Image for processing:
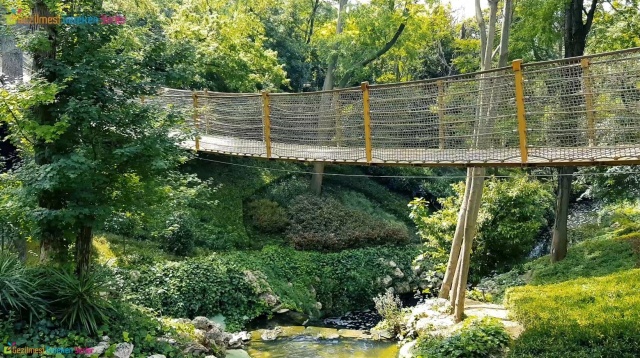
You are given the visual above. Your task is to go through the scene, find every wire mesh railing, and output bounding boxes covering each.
[151,47,640,166]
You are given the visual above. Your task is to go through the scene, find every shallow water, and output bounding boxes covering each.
[247,336,399,358]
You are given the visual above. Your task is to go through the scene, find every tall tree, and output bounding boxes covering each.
[550,0,599,263]
[9,0,187,275]
[439,0,513,322]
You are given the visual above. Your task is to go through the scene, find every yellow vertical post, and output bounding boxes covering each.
[361,82,373,163]
[581,58,596,146]
[193,91,200,151]
[261,91,272,158]
[512,60,529,163]
[437,80,445,150]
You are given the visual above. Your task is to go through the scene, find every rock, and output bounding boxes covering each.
[412,265,422,275]
[276,308,290,314]
[101,336,110,342]
[156,337,177,345]
[113,343,134,358]
[382,275,393,287]
[259,293,279,307]
[226,349,251,358]
[393,267,405,279]
[395,281,411,294]
[193,316,214,330]
[171,318,192,325]
[147,355,166,358]
[183,342,210,355]
[228,332,250,348]
[315,301,322,310]
[86,341,109,356]
[280,310,309,325]
[261,327,283,341]
[398,341,416,358]
[388,260,397,268]
[370,327,394,340]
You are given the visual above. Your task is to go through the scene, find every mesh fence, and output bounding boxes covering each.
[153,47,640,166]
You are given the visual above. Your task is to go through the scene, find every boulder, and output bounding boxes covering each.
[147,355,166,358]
[315,302,322,311]
[382,275,393,287]
[193,316,214,330]
[183,342,210,355]
[260,327,283,341]
[113,343,134,358]
[395,281,411,294]
[259,293,279,307]
[86,341,109,356]
[398,341,416,358]
[393,267,405,279]
[388,261,397,268]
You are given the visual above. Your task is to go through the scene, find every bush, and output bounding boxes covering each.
[415,317,511,358]
[46,269,114,334]
[373,288,404,336]
[0,253,45,319]
[410,177,554,281]
[246,199,289,233]
[287,194,410,251]
[118,255,272,331]
[158,213,196,256]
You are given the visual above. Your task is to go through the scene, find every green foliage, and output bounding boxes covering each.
[287,194,410,252]
[117,255,272,331]
[410,176,554,281]
[415,317,512,358]
[246,199,290,233]
[46,269,114,334]
[158,213,196,257]
[373,288,404,337]
[0,253,44,319]
[506,269,640,357]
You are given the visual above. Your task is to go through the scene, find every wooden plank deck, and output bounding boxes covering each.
[187,135,640,167]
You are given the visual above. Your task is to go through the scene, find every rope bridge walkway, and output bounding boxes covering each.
[151,47,640,167]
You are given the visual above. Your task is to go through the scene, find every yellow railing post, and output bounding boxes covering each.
[512,60,529,163]
[437,80,445,150]
[193,91,200,151]
[581,58,596,146]
[261,91,272,158]
[361,82,373,163]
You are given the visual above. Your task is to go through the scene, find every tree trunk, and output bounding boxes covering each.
[312,0,348,195]
[439,169,473,299]
[0,34,22,171]
[551,0,598,263]
[75,225,93,277]
[551,166,574,262]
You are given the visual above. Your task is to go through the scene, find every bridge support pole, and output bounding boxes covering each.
[512,60,528,163]
[193,91,200,151]
[581,59,596,147]
[437,80,445,150]
[361,82,373,163]
[261,91,272,158]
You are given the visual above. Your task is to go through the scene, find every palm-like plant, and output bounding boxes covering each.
[47,269,114,334]
[0,252,45,319]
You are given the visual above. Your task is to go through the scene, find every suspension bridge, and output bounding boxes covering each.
[150,47,640,167]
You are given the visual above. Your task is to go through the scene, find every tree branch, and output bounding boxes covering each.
[584,0,599,34]
[338,21,407,87]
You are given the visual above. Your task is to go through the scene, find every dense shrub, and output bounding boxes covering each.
[410,177,554,281]
[158,213,196,256]
[246,199,289,233]
[118,255,272,331]
[287,194,410,251]
[414,318,512,358]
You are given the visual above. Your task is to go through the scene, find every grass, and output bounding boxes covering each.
[504,206,640,357]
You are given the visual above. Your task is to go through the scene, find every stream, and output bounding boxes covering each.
[247,335,399,358]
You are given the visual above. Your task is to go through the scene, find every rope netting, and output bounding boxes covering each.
[151,47,640,166]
